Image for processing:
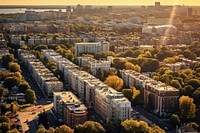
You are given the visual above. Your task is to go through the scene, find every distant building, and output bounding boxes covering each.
[147,17,181,25]
[66,6,72,12]
[53,91,87,127]
[188,8,193,16]
[142,25,177,35]
[11,36,21,45]
[155,2,161,7]
[165,62,190,72]
[107,6,113,12]
[77,4,84,13]
[74,41,110,56]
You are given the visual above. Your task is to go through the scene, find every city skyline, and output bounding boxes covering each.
[1,0,200,6]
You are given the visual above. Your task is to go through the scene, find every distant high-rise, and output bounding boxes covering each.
[66,6,71,12]
[107,6,113,12]
[77,4,84,12]
[155,2,161,7]
[188,8,193,16]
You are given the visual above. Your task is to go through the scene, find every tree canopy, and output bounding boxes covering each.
[25,89,36,104]
[179,96,196,119]
[74,121,105,133]
[2,54,14,68]
[54,125,73,133]
[104,75,124,91]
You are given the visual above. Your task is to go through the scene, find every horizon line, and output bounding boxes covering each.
[0,4,200,6]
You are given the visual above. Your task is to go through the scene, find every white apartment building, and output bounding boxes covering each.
[78,57,111,76]
[18,49,63,97]
[120,70,179,116]
[0,50,9,59]
[74,41,110,56]
[11,36,21,45]
[42,49,132,122]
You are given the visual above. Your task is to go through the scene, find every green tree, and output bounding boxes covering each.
[170,80,182,89]
[0,116,10,123]
[3,76,21,89]
[25,89,36,104]
[54,125,73,133]
[124,62,135,70]
[74,121,105,133]
[157,49,175,61]
[19,81,31,93]
[121,119,151,133]
[11,101,19,113]
[108,68,117,76]
[82,63,91,73]
[47,127,55,133]
[122,89,133,101]
[193,88,200,107]
[7,128,20,133]
[0,122,10,133]
[2,54,14,68]
[96,68,105,81]
[179,96,196,119]
[187,79,200,90]
[94,51,115,60]
[170,114,180,127]
[37,126,47,133]
[0,87,5,99]
[181,49,197,60]
[104,75,123,91]
[34,45,48,51]
[151,124,165,133]
[184,85,195,97]
[8,62,22,73]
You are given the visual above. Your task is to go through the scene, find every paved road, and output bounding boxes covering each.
[134,106,172,131]
[21,65,48,102]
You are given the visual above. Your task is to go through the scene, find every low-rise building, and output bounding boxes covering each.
[53,91,87,127]
[165,62,190,72]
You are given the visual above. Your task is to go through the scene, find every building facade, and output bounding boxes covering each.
[78,57,111,76]
[120,70,179,116]
[42,49,131,122]
[18,49,63,97]
[53,91,87,127]
[74,41,110,56]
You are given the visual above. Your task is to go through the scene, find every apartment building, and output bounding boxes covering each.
[120,70,179,116]
[74,41,110,56]
[53,92,87,127]
[10,36,21,45]
[165,62,190,72]
[78,57,111,76]
[17,49,63,97]
[95,87,131,121]
[0,49,9,59]
[42,49,132,122]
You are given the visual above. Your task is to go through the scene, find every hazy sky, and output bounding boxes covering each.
[0,0,200,5]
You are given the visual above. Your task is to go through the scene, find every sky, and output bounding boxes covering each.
[0,0,200,5]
